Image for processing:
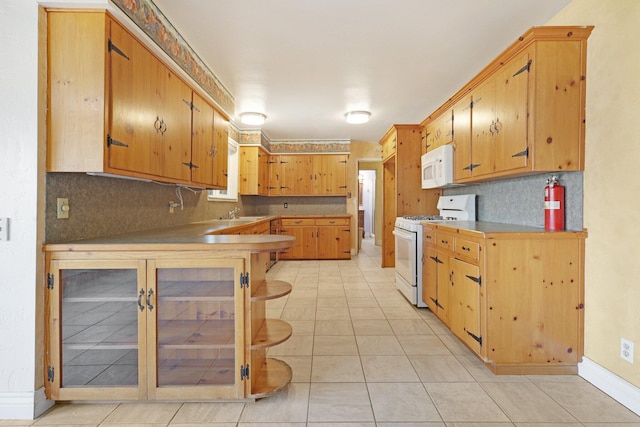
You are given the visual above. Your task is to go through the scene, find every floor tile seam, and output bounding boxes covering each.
[476,379,582,425]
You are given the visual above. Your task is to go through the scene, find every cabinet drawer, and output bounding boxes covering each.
[316,218,349,226]
[423,229,435,245]
[455,238,479,261]
[282,218,315,226]
[437,233,454,251]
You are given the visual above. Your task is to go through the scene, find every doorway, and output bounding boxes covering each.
[358,160,382,248]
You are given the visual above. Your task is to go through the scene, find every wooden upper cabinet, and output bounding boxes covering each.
[430,26,592,184]
[47,10,228,188]
[212,109,229,189]
[494,51,529,173]
[239,146,268,195]
[280,155,313,195]
[190,92,215,186]
[452,96,472,181]
[313,154,348,195]
[469,78,496,178]
[109,16,192,182]
[423,111,453,154]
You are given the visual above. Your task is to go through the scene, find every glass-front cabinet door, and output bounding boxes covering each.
[46,259,147,400]
[146,257,246,400]
[46,256,247,401]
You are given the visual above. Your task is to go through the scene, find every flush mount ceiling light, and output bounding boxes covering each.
[239,112,267,126]
[345,110,371,124]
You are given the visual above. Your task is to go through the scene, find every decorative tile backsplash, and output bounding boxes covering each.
[444,172,583,230]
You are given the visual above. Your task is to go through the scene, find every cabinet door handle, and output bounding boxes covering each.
[441,239,448,245]
[154,116,161,133]
[147,288,154,311]
[137,288,145,312]
[462,246,471,251]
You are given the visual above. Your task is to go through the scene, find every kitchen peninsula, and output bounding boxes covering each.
[43,219,295,402]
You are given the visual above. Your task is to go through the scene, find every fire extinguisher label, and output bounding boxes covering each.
[544,200,561,209]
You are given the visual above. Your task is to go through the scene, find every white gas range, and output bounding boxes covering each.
[393,194,476,307]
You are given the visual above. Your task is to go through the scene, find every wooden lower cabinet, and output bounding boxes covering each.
[279,217,351,260]
[44,250,292,401]
[422,222,586,374]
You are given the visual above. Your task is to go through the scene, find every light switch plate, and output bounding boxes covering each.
[0,218,8,241]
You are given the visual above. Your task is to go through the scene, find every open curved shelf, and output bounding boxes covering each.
[251,319,292,349]
[251,280,292,301]
[249,358,292,399]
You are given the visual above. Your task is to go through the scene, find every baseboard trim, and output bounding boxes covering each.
[0,388,54,420]
[579,357,640,416]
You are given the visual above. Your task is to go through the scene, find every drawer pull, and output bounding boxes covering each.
[441,239,448,244]
[295,220,302,224]
[462,246,471,251]
[425,235,432,240]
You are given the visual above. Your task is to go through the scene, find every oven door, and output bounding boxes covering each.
[392,227,417,305]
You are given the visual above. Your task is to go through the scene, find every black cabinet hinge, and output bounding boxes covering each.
[511,147,529,158]
[240,272,249,288]
[182,99,199,112]
[240,363,250,380]
[182,161,199,169]
[429,255,444,265]
[47,365,54,382]
[339,160,348,163]
[47,273,54,290]
[466,331,483,346]
[513,60,532,77]
[107,135,129,148]
[339,185,347,189]
[463,163,480,171]
[108,39,130,60]
[465,274,482,286]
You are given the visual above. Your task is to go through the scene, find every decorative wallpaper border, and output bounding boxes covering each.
[111,0,235,115]
[270,140,351,154]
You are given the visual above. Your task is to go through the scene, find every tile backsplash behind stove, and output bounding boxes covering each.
[443,172,583,231]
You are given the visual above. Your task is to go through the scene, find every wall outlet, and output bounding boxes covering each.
[621,338,634,363]
[0,218,8,241]
[56,198,69,219]
[284,202,288,208]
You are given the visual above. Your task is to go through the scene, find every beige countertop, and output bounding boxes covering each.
[422,220,587,238]
[43,217,293,252]
[43,214,352,253]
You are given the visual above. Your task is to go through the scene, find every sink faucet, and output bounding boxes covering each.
[228,207,240,219]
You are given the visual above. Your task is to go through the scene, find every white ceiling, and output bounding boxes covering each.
[152,0,572,143]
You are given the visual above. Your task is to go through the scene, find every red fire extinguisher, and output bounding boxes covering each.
[544,175,565,231]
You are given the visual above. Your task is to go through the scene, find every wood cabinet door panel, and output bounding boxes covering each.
[190,92,215,186]
[157,67,192,181]
[108,20,159,176]
[422,245,438,313]
[470,79,495,177]
[314,155,347,195]
[280,155,313,195]
[452,97,472,181]
[435,251,450,324]
[268,155,281,195]
[212,109,229,189]
[494,51,530,173]
[451,258,481,354]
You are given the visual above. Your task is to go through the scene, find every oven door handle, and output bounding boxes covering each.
[392,228,416,241]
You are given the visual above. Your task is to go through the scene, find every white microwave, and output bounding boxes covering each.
[421,144,454,189]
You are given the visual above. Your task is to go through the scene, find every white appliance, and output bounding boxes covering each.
[421,144,454,189]
[393,194,476,307]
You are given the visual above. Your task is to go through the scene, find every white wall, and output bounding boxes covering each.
[0,0,43,419]
[547,0,640,414]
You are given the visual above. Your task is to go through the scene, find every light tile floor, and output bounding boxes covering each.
[7,238,640,426]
